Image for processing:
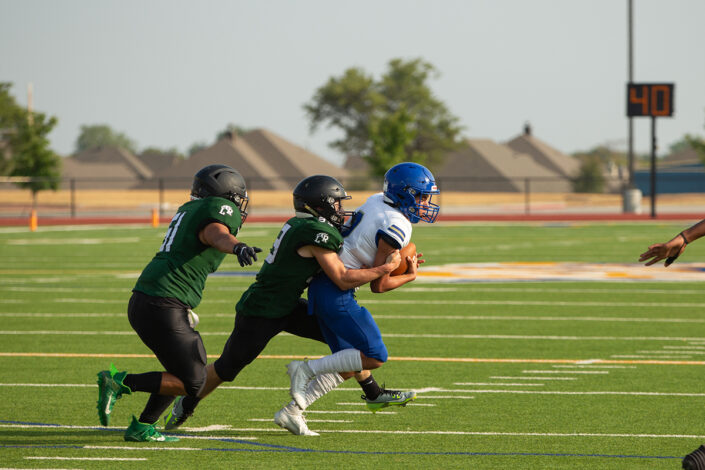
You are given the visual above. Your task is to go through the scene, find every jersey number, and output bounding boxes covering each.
[159,211,186,252]
[264,223,292,264]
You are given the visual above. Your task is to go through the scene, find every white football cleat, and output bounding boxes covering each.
[274,405,319,436]
[286,361,314,410]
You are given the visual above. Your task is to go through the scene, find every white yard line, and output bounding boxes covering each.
[522,370,609,374]
[86,445,203,450]
[365,299,705,308]
[551,365,636,369]
[4,331,705,344]
[26,456,147,461]
[5,421,705,440]
[248,418,353,423]
[455,382,544,386]
[375,314,705,323]
[2,311,704,325]
[491,376,576,380]
[5,296,705,309]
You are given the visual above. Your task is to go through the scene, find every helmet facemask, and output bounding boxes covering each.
[227,191,249,222]
[405,188,440,224]
[303,194,353,230]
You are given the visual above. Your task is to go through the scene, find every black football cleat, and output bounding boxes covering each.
[683,445,705,470]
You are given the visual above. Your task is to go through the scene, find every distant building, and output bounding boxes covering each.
[634,147,705,194]
[505,124,579,179]
[344,125,580,193]
[61,129,347,191]
[62,146,153,189]
[436,138,571,192]
[151,129,347,190]
[138,151,183,174]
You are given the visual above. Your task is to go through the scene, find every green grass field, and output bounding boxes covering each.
[1,221,705,469]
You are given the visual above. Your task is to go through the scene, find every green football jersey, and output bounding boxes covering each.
[237,214,343,318]
[134,196,242,308]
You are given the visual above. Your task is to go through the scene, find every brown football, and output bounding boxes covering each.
[390,242,416,276]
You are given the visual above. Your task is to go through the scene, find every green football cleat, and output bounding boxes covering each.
[363,389,416,413]
[96,363,131,426]
[124,416,179,442]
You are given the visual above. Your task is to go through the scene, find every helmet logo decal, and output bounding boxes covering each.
[219,205,234,216]
[314,232,330,244]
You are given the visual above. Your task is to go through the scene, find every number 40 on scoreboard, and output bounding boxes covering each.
[626,83,674,117]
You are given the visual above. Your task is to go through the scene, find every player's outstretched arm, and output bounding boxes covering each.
[639,218,705,267]
[307,245,400,291]
[199,222,262,266]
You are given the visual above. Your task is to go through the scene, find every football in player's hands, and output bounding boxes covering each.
[391,242,416,276]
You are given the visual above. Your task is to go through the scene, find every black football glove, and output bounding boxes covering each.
[232,243,262,267]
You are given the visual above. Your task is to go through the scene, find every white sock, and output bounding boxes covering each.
[302,372,344,410]
[307,349,362,376]
[283,372,344,413]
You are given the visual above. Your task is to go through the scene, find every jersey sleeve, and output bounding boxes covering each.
[301,220,343,253]
[201,197,242,235]
[376,213,411,249]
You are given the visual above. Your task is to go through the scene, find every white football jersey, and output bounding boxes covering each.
[339,193,412,269]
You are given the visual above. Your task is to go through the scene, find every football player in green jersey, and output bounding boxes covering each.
[163,175,402,435]
[95,164,262,442]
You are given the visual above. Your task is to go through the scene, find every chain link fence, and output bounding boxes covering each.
[1,174,704,221]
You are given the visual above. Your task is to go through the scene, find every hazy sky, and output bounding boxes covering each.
[2,0,704,165]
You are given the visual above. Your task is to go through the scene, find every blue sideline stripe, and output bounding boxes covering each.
[0,444,682,460]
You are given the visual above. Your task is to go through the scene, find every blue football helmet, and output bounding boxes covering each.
[383,162,440,224]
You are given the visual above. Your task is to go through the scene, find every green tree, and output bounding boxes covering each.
[304,58,463,178]
[571,155,605,193]
[9,110,61,207]
[686,134,705,165]
[367,107,422,177]
[683,110,705,165]
[0,82,28,175]
[216,124,250,142]
[141,146,185,159]
[668,136,692,155]
[188,141,207,156]
[0,82,61,205]
[75,124,137,154]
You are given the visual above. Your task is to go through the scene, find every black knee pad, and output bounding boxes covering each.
[183,373,206,397]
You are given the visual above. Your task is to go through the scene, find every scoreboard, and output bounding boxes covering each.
[627,83,674,117]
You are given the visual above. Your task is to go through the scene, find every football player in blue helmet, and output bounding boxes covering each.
[383,162,440,224]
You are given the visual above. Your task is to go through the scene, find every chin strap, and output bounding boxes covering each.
[304,204,324,220]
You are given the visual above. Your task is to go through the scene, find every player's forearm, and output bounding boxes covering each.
[682,219,705,244]
[211,233,240,254]
[371,272,414,293]
[335,265,392,290]
[200,222,240,254]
